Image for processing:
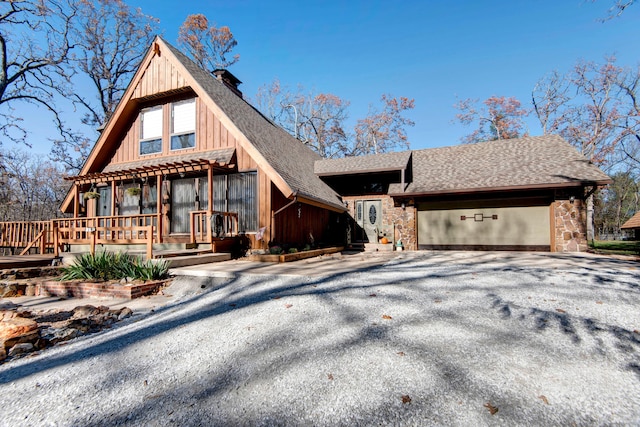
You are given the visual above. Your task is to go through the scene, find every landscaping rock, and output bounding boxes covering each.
[0,317,38,341]
[118,307,133,321]
[0,304,134,362]
[72,305,102,319]
[41,327,79,345]
[8,342,33,357]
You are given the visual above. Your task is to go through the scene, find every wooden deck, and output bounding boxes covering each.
[0,255,59,270]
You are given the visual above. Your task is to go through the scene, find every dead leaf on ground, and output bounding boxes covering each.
[285,304,293,309]
[228,303,236,307]
[434,299,442,303]
[538,395,549,405]
[369,293,377,297]
[327,373,334,380]
[556,308,566,313]
[401,395,411,404]
[484,402,498,415]
[596,301,603,304]
[271,296,281,300]
[382,314,392,320]
[397,351,405,356]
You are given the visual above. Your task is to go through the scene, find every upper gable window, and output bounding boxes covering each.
[140,106,163,155]
[171,98,196,150]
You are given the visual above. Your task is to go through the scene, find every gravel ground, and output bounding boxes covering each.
[1,252,639,426]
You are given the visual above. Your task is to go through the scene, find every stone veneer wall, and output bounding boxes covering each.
[343,195,417,251]
[381,196,417,250]
[554,199,588,252]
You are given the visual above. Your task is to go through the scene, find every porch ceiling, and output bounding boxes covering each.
[67,148,236,184]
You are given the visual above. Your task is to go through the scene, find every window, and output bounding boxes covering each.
[119,183,140,216]
[140,106,163,155]
[171,98,196,150]
[97,187,111,217]
[170,177,208,233]
[141,182,158,214]
[213,172,258,232]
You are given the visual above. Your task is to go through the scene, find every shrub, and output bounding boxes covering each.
[269,245,283,255]
[60,252,169,282]
[288,248,298,254]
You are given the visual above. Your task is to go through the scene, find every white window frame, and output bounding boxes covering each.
[171,98,196,151]
[140,106,163,155]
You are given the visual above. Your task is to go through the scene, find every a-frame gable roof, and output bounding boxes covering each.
[161,39,344,211]
[63,36,344,212]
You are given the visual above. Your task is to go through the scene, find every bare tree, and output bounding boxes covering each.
[353,95,415,155]
[595,0,635,20]
[0,148,68,221]
[532,71,571,135]
[178,14,239,72]
[0,0,76,147]
[48,0,159,173]
[255,79,350,158]
[255,81,414,158]
[454,96,529,144]
[70,0,159,128]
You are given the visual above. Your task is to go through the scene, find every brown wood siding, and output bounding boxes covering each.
[107,90,243,166]
[271,184,330,245]
[133,54,187,99]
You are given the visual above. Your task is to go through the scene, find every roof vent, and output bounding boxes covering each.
[213,69,242,98]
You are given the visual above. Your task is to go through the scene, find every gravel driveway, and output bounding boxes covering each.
[1,251,639,426]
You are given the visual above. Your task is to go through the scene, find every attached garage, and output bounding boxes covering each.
[417,200,551,251]
[316,135,612,253]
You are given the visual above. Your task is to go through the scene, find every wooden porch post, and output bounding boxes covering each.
[156,175,163,243]
[207,165,213,242]
[111,181,117,216]
[52,221,59,257]
[73,184,80,218]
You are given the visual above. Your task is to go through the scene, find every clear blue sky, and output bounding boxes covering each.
[22,0,640,154]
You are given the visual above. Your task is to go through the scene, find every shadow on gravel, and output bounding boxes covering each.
[1,251,639,425]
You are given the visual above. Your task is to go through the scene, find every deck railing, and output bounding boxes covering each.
[190,210,239,244]
[2,211,239,259]
[53,216,156,260]
[0,220,54,255]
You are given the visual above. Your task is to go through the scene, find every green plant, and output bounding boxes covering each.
[288,247,298,254]
[125,187,141,196]
[302,244,311,251]
[269,245,283,255]
[83,191,100,200]
[59,252,169,281]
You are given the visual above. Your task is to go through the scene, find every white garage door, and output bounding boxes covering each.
[418,205,550,249]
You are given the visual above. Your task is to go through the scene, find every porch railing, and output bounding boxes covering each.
[0,220,54,255]
[53,217,155,260]
[190,210,239,244]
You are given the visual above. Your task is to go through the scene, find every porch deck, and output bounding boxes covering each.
[0,255,59,270]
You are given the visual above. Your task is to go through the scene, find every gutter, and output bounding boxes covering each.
[389,180,613,198]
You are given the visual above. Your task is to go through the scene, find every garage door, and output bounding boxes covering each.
[418,205,550,250]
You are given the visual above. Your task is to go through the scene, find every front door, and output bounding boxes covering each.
[356,200,382,243]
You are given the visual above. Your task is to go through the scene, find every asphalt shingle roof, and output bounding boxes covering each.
[314,151,412,175]
[386,135,611,195]
[163,40,344,211]
[622,212,640,230]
